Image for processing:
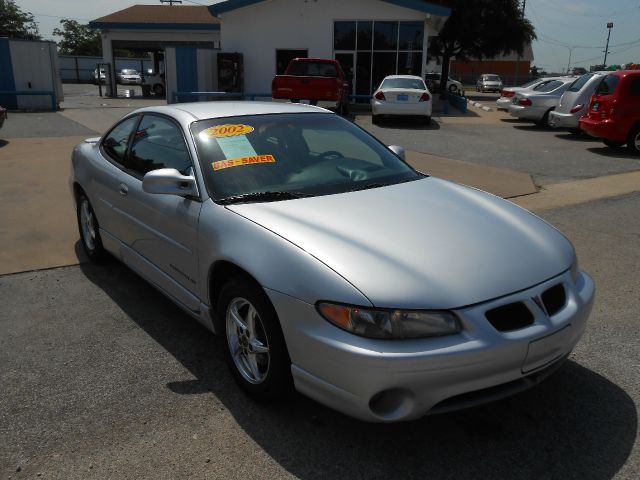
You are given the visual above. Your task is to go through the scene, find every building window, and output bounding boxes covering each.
[334,20,425,96]
[276,49,308,75]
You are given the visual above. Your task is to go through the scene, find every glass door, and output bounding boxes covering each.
[335,52,355,97]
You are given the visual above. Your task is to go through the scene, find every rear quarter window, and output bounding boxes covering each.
[567,74,594,92]
[596,75,620,95]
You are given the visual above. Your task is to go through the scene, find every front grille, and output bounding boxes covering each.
[541,283,566,316]
[485,302,534,332]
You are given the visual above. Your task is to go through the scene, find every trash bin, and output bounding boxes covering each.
[141,84,151,97]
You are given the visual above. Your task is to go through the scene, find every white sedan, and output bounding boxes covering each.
[371,75,432,125]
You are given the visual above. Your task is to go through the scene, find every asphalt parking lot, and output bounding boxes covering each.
[1,85,639,479]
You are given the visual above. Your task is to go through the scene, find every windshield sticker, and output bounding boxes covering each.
[203,124,254,138]
[212,154,276,172]
[216,135,258,159]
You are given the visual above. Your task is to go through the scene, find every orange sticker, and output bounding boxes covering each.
[203,124,254,138]
[212,154,276,171]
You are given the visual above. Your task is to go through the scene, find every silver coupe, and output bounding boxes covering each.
[70,102,595,422]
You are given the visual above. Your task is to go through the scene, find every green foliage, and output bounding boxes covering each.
[429,0,537,91]
[53,19,101,56]
[0,0,40,40]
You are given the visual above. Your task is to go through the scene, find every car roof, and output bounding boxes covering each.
[382,75,424,80]
[134,101,331,120]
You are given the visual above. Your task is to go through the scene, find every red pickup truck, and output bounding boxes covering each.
[272,58,350,115]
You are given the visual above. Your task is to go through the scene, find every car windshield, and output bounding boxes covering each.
[533,80,563,92]
[596,75,620,95]
[485,75,501,82]
[380,78,426,90]
[287,61,338,77]
[568,74,594,92]
[190,113,423,202]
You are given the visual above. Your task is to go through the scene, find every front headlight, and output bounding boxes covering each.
[317,302,461,339]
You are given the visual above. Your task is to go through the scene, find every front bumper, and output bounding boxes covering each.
[267,269,594,422]
[579,117,626,142]
[371,100,432,117]
[549,110,580,129]
[120,78,142,85]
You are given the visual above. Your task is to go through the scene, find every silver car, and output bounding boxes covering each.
[117,68,142,85]
[508,77,575,126]
[476,74,503,93]
[70,102,594,422]
[496,77,553,111]
[549,72,606,133]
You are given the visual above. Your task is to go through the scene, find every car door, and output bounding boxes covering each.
[95,115,142,244]
[115,113,203,311]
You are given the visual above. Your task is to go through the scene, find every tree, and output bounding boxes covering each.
[428,0,536,93]
[53,19,101,56]
[0,0,40,40]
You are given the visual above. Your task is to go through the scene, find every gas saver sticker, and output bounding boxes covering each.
[212,154,276,171]
[203,124,254,138]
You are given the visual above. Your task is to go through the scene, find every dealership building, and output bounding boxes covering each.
[90,0,451,101]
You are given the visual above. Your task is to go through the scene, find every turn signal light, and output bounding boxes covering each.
[570,104,583,114]
[419,92,430,102]
[374,91,386,101]
[519,98,532,106]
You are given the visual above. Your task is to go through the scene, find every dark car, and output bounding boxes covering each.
[579,70,640,155]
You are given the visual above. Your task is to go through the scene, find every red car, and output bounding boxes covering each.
[272,58,350,115]
[579,70,640,155]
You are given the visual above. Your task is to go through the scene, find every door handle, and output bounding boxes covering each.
[118,183,129,196]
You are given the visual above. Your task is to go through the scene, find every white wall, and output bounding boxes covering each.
[219,0,444,93]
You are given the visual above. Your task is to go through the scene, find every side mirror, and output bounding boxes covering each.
[142,168,198,197]
[388,145,406,161]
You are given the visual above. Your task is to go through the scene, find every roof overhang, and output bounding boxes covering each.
[209,0,451,17]
[90,22,220,31]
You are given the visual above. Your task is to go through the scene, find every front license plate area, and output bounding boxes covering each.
[397,94,408,101]
[522,325,573,374]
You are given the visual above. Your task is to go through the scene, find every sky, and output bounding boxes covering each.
[14,0,640,73]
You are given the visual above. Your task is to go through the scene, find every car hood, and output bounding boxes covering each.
[227,178,574,309]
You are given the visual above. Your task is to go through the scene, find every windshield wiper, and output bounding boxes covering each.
[351,182,387,192]
[218,190,312,205]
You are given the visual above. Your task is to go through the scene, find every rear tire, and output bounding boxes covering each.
[217,276,292,402]
[603,139,625,148]
[536,109,553,127]
[627,125,640,155]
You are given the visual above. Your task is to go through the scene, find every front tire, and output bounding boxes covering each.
[76,192,108,261]
[153,83,165,96]
[627,125,640,155]
[448,84,458,94]
[217,277,292,402]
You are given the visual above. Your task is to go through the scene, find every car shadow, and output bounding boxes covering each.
[0,139,8,148]
[79,261,637,480]
[500,118,527,124]
[586,146,639,159]
[513,124,554,131]
[555,132,600,143]
[374,116,441,131]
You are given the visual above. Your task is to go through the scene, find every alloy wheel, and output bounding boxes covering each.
[80,199,96,252]
[226,297,270,384]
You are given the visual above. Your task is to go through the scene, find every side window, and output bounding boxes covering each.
[128,115,192,177]
[102,115,139,166]
[630,77,640,97]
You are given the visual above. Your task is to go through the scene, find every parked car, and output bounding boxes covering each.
[0,105,6,130]
[580,70,640,154]
[117,69,142,85]
[508,77,575,126]
[496,78,551,111]
[371,75,432,125]
[476,74,504,93]
[70,101,594,422]
[548,72,607,134]
[93,68,106,84]
[143,72,166,96]
[272,58,350,115]
[424,73,463,94]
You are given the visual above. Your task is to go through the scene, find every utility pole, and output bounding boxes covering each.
[160,0,182,5]
[603,22,614,67]
[515,0,527,85]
